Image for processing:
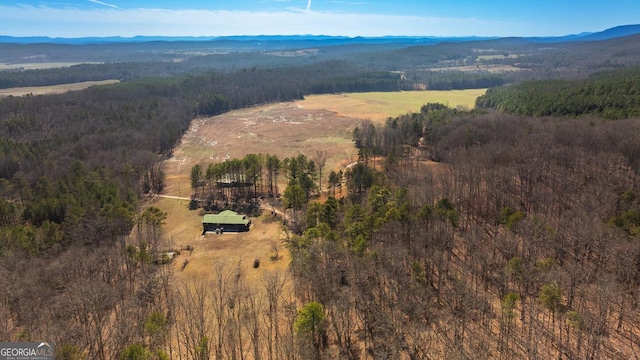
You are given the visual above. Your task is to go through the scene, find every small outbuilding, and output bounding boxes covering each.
[202,210,251,234]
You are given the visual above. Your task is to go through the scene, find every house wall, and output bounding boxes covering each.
[202,221,251,233]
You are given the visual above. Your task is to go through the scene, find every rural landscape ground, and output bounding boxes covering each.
[3,26,640,359]
[0,79,118,97]
[156,89,483,290]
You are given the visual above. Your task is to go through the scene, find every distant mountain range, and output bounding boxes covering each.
[579,24,640,41]
[0,34,494,47]
[529,24,640,43]
[1,25,639,46]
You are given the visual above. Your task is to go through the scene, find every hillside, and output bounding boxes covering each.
[1,24,639,46]
[577,24,640,41]
[0,24,640,359]
[327,106,640,359]
[1,26,639,94]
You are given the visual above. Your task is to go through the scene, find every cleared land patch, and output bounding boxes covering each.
[266,48,320,57]
[158,89,486,283]
[0,79,120,97]
[476,54,521,61]
[162,89,486,202]
[0,62,101,71]
[158,196,288,285]
[153,89,487,356]
[298,89,486,123]
[423,64,522,73]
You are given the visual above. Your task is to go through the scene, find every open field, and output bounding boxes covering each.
[476,54,521,61]
[0,61,102,71]
[162,90,486,200]
[0,79,119,97]
[298,89,487,122]
[156,196,289,284]
[266,48,320,57]
[424,64,523,73]
[160,89,486,231]
[162,103,362,202]
[156,89,486,285]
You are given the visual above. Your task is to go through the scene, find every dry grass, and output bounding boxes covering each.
[155,90,485,286]
[0,80,119,97]
[299,89,487,123]
[0,62,101,71]
[160,195,289,284]
[147,90,486,357]
[162,102,364,198]
[476,54,521,61]
[423,64,523,73]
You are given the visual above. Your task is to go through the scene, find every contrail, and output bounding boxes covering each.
[88,0,119,9]
[307,0,312,11]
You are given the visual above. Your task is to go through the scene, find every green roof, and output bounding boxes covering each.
[202,210,249,225]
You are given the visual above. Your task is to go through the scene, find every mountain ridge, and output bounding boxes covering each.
[0,24,638,46]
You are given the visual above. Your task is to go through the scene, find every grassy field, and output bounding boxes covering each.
[299,89,486,123]
[0,80,119,97]
[157,89,486,282]
[0,62,102,71]
[157,196,289,285]
[476,54,521,61]
[422,64,522,73]
[150,89,485,355]
[160,88,487,219]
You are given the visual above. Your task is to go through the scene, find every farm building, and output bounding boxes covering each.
[202,210,251,234]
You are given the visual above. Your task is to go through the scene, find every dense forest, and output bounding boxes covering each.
[0,59,400,358]
[185,84,640,358]
[323,107,640,359]
[476,67,640,119]
[3,32,640,91]
[1,30,640,359]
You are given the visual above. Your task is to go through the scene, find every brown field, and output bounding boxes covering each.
[0,79,119,97]
[423,64,523,73]
[299,90,486,122]
[0,62,102,71]
[266,48,320,57]
[156,90,485,283]
[476,54,521,61]
[158,195,289,284]
[147,90,484,357]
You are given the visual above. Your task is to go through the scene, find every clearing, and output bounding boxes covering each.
[157,89,486,284]
[0,62,102,71]
[421,64,523,73]
[299,90,486,123]
[0,80,119,97]
[158,195,288,285]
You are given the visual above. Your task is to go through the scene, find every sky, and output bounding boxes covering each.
[0,0,638,38]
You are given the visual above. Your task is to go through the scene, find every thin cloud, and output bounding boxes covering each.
[88,0,119,9]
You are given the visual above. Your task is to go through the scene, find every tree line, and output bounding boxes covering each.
[284,102,640,358]
[0,60,401,358]
[2,34,640,357]
[352,102,477,162]
[5,32,640,91]
[154,101,640,359]
[190,151,344,223]
[476,66,640,119]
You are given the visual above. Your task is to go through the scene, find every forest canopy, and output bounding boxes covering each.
[1,32,640,359]
[476,66,640,119]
